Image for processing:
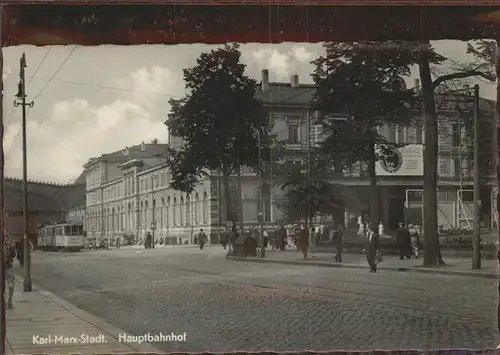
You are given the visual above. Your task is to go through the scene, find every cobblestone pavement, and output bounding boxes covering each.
[17,247,500,352]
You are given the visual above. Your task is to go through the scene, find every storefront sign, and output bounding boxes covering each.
[376,144,423,176]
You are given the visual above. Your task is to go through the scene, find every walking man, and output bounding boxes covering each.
[309,226,317,258]
[366,223,380,273]
[277,225,287,251]
[333,224,343,262]
[299,226,309,260]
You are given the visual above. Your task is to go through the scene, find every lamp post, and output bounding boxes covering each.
[150,219,157,248]
[254,127,265,258]
[13,53,34,292]
[472,84,481,269]
[442,85,481,269]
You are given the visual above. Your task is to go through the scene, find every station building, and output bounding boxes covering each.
[70,70,497,246]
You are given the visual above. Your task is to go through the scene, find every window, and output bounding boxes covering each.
[155,174,159,188]
[140,179,144,191]
[288,125,299,143]
[145,178,149,191]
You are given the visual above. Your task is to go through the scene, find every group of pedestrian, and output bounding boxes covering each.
[395,222,420,259]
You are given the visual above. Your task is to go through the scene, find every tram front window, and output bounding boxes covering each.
[64,226,72,236]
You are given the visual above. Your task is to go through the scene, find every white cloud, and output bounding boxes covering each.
[2,66,12,81]
[5,66,172,183]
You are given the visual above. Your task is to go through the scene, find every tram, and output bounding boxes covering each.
[37,222,85,252]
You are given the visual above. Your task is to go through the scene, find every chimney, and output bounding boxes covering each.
[141,141,146,152]
[123,147,129,156]
[151,138,158,144]
[414,79,420,91]
[291,74,299,88]
[261,69,269,92]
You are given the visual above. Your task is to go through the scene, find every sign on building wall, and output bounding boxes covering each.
[375,144,423,176]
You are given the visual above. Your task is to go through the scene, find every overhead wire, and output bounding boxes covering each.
[5,46,76,158]
[3,46,53,132]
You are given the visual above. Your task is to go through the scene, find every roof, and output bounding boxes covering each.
[4,178,85,213]
[84,142,168,168]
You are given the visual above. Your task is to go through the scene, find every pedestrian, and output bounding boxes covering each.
[309,226,317,258]
[378,221,384,238]
[299,226,309,260]
[198,228,207,250]
[333,224,343,262]
[365,223,380,273]
[5,238,16,309]
[395,222,411,259]
[16,241,23,267]
[409,224,420,258]
[277,224,287,251]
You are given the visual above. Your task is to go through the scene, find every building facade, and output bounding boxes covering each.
[69,70,496,245]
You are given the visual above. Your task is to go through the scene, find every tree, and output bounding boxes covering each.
[417,40,494,266]
[166,43,270,227]
[279,156,343,227]
[311,41,419,227]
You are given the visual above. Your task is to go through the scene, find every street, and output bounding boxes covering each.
[18,247,500,352]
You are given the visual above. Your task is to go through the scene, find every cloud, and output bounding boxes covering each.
[5,66,173,183]
[243,44,320,82]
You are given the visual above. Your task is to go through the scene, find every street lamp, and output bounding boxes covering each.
[150,219,157,248]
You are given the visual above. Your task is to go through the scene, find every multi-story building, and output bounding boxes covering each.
[69,69,496,245]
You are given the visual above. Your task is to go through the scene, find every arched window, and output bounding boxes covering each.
[186,195,191,226]
[180,196,185,225]
[160,197,165,228]
[111,207,115,231]
[203,191,208,224]
[152,199,157,227]
[173,197,177,226]
[127,203,132,230]
[167,197,171,227]
[144,200,149,229]
[194,193,199,224]
[140,201,144,228]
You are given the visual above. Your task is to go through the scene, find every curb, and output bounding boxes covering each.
[227,256,500,279]
[14,276,162,354]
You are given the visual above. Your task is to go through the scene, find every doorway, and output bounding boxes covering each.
[388,197,405,230]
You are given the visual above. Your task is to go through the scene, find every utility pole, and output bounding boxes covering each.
[307,111,311,230]
[255,129,265,258]
[472,84,481,270]
[14,53,34,292]
[0,6,7,352]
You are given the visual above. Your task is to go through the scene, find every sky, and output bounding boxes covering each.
[1,40,496,183]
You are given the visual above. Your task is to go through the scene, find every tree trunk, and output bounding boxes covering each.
[222,170,236,227]
[236,165,245,233]
[419,42,440,267]
[368,143,379,227]
[496,40,500,245]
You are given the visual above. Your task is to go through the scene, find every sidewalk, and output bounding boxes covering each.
[228,250,500,279]
[6,277,161,354]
